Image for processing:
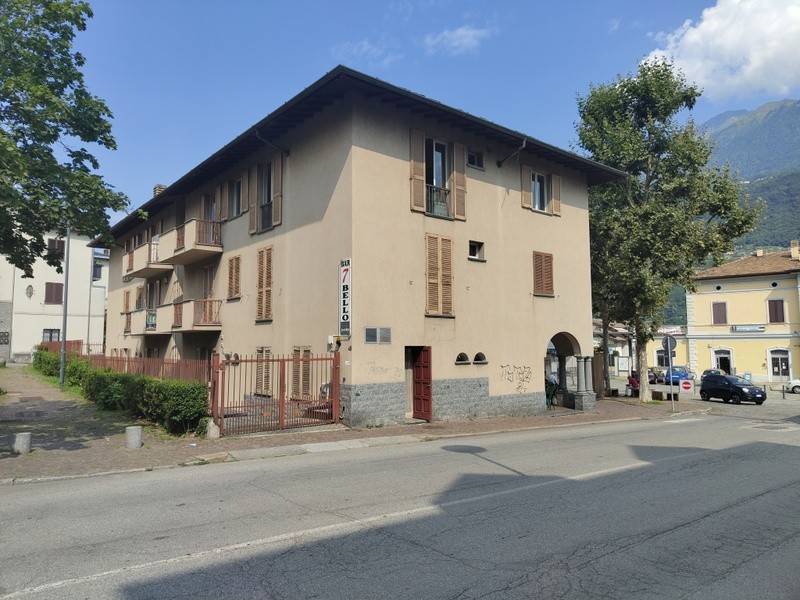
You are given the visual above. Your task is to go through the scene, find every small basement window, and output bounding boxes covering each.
[455,352,470,364]
[365,327,392,344]
[467,149,484,170]
[473,352,487,364]
[468,240,485,261]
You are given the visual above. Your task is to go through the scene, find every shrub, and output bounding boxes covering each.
[140,378,166,423]
[32,350,60,377]
[65,358,92,389]
[83,370,146,412]
[153,380,209,434]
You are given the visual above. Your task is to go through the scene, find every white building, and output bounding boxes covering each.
[0,233,109,362]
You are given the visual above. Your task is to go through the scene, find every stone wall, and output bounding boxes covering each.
[341,382,407,427]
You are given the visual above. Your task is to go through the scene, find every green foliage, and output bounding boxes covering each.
[737,170,800,249]
[578,60,760,391]
[0,0,127,276]
[82,370,145,412]
[662,285,687,326]
[156,380,209,434]
[65,357,91,388]
[32,349,60,377]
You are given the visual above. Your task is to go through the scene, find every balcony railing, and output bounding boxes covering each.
[126,251,133,272]
[173,303,183,328]
[176,224,185,250]
[194,299,222,325]
[197,220,222,246]
[426,185,451,218]
[145,309,157,331]
[124,313,131,333]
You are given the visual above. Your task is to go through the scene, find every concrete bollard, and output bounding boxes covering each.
[13,432,32,455]
[205,419,220,440]
[125,426,143,449]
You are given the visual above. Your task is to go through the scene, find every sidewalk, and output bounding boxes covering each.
[1,365,689,482]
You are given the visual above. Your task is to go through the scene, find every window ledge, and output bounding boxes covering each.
[424,213,455,222]
[455,360,471,365]
[473,360,489,365]
[467,256,487,263]
[226,296,241,302]
[533,292,555,298]
[255,318,273,324]
[425,313,455,319]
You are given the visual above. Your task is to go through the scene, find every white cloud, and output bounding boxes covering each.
[608,18,621,34]
[423,25,495,56]
[331,39,402,69]
[647,0,800,99]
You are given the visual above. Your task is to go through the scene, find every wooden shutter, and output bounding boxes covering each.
[123,289,130,313]
[272,153,283,227]
[550,174,561,216]
[255,346,271,395]
[521,165,532,209]
[425,234,440,314]
[227,256,241,299]
[301,348,311,397]
[248,166,258,233]
[452,142,467,220]
[241,169,250,215]
[135,285,144,310]
[219,183,228,220]
[533,252,554,296]
[256,246,273,320]
[410,129,426,212]
[44,282,63,304]
[768,299,784,323]
[712,302,727,324]
[440,237,453,315]
[291,347,301,397]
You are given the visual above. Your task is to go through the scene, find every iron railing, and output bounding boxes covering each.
[211,352,340,436]
[197,220,222,246]
[426,185,451,217]
[145,309,157,331]
[173,302,183,328]
[88,355,209,383]
[194,299,221,325]
[175,224,185,250]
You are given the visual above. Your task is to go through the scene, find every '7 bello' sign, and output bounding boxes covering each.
[339,258,351,338]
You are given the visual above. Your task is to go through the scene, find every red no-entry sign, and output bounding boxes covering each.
[680,380,692,392]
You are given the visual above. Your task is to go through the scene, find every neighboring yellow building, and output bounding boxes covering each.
[665,243,800,384]
[647,326,689,373]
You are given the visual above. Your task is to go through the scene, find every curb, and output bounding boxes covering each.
[0,415,653,486]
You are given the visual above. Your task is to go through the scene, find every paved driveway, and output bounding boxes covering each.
[696,388,800,422]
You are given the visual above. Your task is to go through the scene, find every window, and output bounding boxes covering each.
[135,285,144,311]
[532,172,548,212]
[291,346,311,399]
[712,302,727,325]
[255,346,271,396]
[134,230,145,247]
[425,234,454,316]
[227,256,241,299]
[473,352,487,364]
[255,246,273,321]
[455,352,470,364]
[258,163,273,231]
[467,149,484,169]
[228,179,242,218]
[532,251,554,296]
[44,282,63,304]
[768,299,785,323]
[425,138,450,217]
[47,238,65,259]
[656,349,676,367]
[468,240,485,261]
[42,329,60,342]
[92,260,103,281]
[365,327,392,344]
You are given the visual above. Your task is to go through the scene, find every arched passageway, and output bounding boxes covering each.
[544,332,595,410]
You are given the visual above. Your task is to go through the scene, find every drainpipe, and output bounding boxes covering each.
[58,227,71,388]
[496,138,527,168]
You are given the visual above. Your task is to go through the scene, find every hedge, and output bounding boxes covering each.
[32,350,209,434]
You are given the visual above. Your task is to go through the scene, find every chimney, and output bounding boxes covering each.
[153,184,167,197]
[754,248,764,257]
[791,240,800,261]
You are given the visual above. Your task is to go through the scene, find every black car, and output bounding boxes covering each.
[700,374,766,404]
[701,368,725,381]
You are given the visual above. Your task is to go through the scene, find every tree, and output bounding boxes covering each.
[0,0,126,276]
[577,60,760,401]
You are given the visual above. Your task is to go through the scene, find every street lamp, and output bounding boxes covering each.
[58,226,71,388]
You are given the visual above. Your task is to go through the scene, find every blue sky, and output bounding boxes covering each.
[75,0,800,220]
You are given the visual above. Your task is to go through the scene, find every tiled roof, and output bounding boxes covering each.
[695,251,800,280]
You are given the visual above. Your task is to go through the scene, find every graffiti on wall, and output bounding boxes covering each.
[499,363,533,393]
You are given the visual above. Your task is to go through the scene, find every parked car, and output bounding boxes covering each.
[700,374,766,404]
[661,366,693,385]
[785,378,800,395]
[647,369,658,384]
[701,368,725,381]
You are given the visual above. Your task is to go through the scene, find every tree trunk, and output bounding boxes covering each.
[602,313,611,396]
[634,323,650,402]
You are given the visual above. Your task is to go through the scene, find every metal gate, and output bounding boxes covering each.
[211,352,340,436]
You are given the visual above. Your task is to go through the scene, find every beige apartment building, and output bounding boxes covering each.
[100,66,623,426]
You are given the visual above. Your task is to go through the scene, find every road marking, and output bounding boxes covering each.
[666,418,705,424]
[0,448,713,599]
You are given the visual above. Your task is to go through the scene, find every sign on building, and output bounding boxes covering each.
[339,258,352,338]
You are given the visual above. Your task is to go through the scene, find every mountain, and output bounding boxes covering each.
[738,170,800,250]
[703,99,800,179]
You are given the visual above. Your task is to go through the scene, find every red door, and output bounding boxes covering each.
[412,346,432,421]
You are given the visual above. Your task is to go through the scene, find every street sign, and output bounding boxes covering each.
[339,258,352,338]
[662,335,677,352]
[679,379,694,397]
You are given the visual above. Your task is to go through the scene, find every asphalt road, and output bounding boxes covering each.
[2,412,800,599]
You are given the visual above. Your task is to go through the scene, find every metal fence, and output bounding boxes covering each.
[87,355,210,382]
[211,352,340,436]
[39,340,104,356]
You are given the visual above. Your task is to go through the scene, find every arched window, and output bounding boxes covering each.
[473,352,487,364]
[455,352,470,364]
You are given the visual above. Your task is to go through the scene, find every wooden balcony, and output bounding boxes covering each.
[158,219,222,266]
[171,299,222,332]
[126,240,173,279]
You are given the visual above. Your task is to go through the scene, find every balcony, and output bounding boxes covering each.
[127,304,173,336]
[171,299,222,332]
[426,185,451,218]
[158,219,222,266]
[125,240,173,279]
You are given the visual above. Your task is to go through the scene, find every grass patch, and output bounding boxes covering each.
[23,365,86,401]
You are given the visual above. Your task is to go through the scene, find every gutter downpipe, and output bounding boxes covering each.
[497,138,527,168]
